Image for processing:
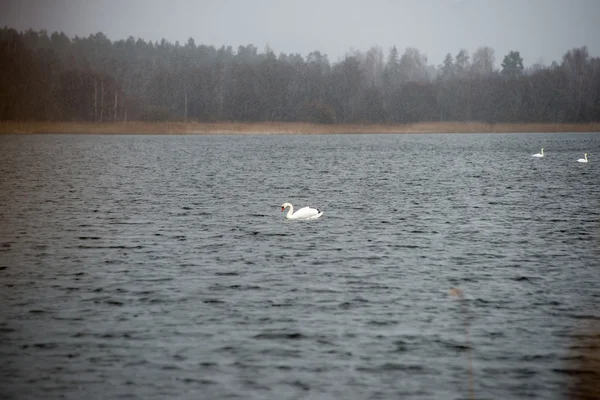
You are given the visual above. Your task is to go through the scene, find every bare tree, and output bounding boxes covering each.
[361,46,385,87]
[471,46,495,76]
[454,49,470,79]
[562,46,591,121]
[398,47,428,82]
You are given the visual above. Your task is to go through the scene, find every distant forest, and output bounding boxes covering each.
[1,28,599,124]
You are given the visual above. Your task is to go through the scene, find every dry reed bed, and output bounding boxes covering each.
[1,121,600,135]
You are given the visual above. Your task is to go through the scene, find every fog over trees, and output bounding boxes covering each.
[1,28,599,124]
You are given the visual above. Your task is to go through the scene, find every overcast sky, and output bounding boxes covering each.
[1,0,598,67]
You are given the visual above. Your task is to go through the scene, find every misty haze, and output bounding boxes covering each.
[0,1,599,400]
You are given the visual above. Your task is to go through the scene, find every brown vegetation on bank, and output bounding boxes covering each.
[1,121,600,135]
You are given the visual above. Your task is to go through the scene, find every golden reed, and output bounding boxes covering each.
[2,121,600,135]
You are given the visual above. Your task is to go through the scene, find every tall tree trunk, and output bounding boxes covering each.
[576,76,583,121]
[114,86,118,121]
[217,65,224,118]
[94,78,98,122]
[184,90,188,122]
[100,77,104,123]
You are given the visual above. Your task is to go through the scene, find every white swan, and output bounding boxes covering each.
[281,203,323,220]
[577,153,588,163]
[532,148,544,157]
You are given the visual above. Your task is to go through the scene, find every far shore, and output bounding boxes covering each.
[1,121,600,135]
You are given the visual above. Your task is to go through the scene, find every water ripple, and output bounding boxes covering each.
[0,133,599,400]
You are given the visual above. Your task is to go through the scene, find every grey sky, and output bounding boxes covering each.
[1,0,598,67]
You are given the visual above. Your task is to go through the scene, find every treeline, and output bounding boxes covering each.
[1,28,599,124]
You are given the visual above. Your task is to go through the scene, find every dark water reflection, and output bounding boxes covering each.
[0,133,599,399]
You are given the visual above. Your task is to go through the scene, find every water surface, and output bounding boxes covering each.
[1,133,599,399]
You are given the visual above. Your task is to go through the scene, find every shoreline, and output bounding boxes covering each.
[1,121,600,135]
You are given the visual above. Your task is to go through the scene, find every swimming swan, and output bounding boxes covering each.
[281,203,323,220]
[532,148,544,157]
[577,153,588,163]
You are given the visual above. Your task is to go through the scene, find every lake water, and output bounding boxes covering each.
[0,133,599,400]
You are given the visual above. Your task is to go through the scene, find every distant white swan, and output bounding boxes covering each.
[532,148,544,157]
[281,203,323,220]
[577,153,588,163]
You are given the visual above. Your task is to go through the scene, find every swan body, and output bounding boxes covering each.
[281,203,323,220]
[577,153,588,163]
[532,148,544,157]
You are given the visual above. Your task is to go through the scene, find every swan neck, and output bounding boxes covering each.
[286,204,294,218]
